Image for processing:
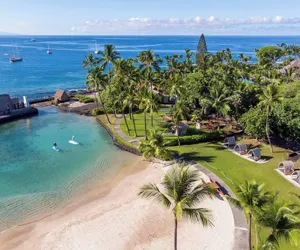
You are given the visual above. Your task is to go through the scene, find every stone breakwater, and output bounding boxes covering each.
[0,108,38,124]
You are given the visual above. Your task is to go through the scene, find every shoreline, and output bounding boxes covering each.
[0,157,236,250]
[0,155,148,249]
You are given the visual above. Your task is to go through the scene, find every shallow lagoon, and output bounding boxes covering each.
[0,107,131,231]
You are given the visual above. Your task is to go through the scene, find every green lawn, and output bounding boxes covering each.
[171,142,299,250]
[120,110,169,138]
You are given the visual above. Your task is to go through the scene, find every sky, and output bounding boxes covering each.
[1,0,300,35]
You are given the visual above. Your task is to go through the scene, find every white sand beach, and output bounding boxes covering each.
[0,157,235,250]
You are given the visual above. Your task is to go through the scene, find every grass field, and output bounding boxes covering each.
[171,142,299,249]
[120,111,169,138]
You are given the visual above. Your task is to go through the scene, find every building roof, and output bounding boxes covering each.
[279,60,299,74]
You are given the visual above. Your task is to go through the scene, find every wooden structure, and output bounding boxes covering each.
[54,90,69,103]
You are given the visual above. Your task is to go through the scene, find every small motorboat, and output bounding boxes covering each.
[3,53,9,56]
[10,57,23,63]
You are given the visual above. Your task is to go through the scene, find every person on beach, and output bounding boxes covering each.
[53,142,57,147]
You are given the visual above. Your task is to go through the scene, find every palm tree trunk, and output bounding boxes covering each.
[266,105,273,153]
[98,92,111,124]
[144,112,148,140]
[174,218,178,250]
[94,92,99,107]
[176,126,180,146]
[123,111,130,136]
[131,107,137,137]
[249,214,252,250]
[151,113,154,127]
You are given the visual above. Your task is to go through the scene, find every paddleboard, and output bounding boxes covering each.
[69,140,79,145]
[53,146,60,152]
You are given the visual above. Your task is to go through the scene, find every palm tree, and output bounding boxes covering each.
[138,165,215,250]
[138,128,171,160]
[85,66,111,124]
[139,86,151,140]
[169,73,187,101]
[138,86,159,139]
[98,44,120,72]
[258,84,281,153]
[257,195,300,249]
[82,53,96,68]
[136,50,162,92]
[171,100,189,146]
[207,83,232,117]
[226,180,270,250]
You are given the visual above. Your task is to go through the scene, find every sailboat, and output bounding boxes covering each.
[47,44,52,55]
[94,41,99,54]
[10,45,23,63]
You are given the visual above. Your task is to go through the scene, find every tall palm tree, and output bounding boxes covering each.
[138,86,159,139]
[82,53,97,69]
[171,100,189,146]
[139,86,151,140]
[226,180,270,250]
[258,84,281,153]
[85,66,111,124]
[138,165,215,250]
[257,195,300,249]
[136,50,162,92]
[98,44,120,72]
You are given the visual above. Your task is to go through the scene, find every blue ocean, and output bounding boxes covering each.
[1,36,300,99]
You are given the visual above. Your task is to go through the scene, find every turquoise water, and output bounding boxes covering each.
[0,107,131,231]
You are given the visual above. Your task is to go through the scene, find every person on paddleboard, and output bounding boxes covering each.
[72,136,75,141]
[53,142,57,147]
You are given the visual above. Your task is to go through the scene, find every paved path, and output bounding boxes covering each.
[114,117,143,146]
[193,163,249,250]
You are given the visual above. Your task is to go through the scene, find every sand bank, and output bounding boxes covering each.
[0,158,235,250]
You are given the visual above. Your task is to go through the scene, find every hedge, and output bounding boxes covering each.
[164,131,222,146]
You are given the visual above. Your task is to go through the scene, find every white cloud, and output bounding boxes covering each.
[70,16,300,35]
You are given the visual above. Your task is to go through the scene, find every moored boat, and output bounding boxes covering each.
[10,57,23,63]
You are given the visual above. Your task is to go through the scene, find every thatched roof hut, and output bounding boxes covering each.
[248,148,261,161]
[223,136,236,147]
[234,144,247,155]
[278,161,294,175]
[54,90,69,103]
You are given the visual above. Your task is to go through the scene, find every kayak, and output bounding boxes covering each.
[69,140,79,145]
[53,146,60,152]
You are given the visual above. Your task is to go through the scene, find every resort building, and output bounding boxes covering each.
[0,94,37,123]
[0,94,24,115]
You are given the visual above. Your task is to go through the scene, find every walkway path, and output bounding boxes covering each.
[114,117,143,146]
[193,163,249,250]
[113,116,249,249]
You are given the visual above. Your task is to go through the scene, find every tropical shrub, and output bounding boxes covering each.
[239,107,267,139]
[138,129,172,160]
[92,107,103,116]
[74,94,95,103]
[164,131,222,146]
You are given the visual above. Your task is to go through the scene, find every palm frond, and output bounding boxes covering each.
[182,207,214,227]
[138,183,172,209]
